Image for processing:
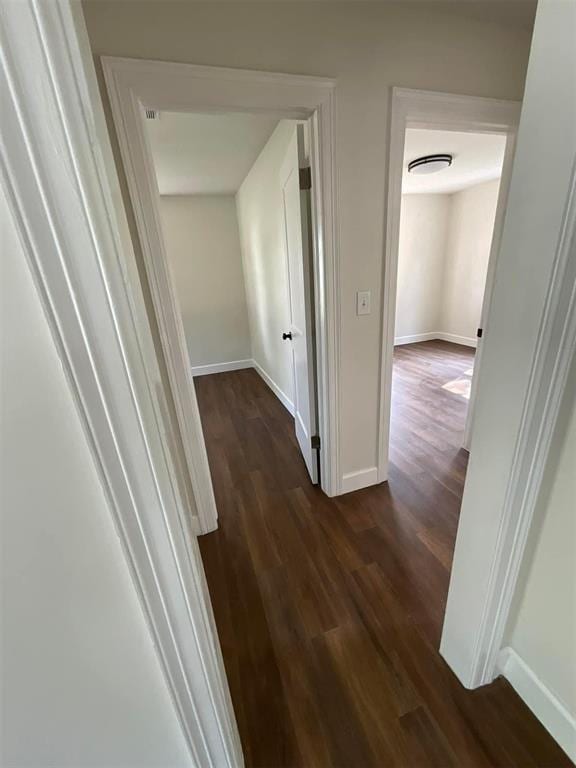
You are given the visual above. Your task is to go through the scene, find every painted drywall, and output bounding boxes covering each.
[158,195,251,368]
[506,358,576,735]
[236,120,297,407]
[147,111,279,195]
[395,194,451,342]
[0,187,191,767]
[441,179,500,341]
[441,0,576,690]
[83,0,533,480]
[395,179,500,345]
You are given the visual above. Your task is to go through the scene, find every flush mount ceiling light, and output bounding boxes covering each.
[408,154,453,175]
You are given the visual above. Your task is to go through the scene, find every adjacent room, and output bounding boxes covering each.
[390,129,506,484]
[144,110,320,484]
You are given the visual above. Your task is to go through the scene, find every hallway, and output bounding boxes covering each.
[196,343,570,767]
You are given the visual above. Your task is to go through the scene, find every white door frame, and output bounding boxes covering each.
[1,1,242,763]
[377,87,521,483]
[102,57,339,514]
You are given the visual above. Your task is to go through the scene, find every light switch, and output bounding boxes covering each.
[356,290,371,316]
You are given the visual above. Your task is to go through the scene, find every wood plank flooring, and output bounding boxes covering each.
[196,341,572,767]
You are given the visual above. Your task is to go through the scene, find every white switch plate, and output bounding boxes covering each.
[356,290,371,316]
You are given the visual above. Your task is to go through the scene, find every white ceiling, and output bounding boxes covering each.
[145,111,279,195]
[402,128,507,195]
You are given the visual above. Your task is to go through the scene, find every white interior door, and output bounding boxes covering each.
[280,124,319,483]
[462,132,517,450]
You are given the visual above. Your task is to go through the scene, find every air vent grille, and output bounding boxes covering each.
[145,109,158,120]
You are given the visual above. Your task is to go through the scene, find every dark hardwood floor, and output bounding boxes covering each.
[196,341,571,767]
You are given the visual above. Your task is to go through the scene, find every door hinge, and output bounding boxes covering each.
[477,328,483,339]
[299,167,312,191]
[311,434,321,450]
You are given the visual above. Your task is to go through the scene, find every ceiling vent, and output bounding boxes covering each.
[144,109,159,120]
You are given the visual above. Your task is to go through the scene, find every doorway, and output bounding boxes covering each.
[102,57,340,532]
[378,89,520,483]
[377,88,521,684]
[143,109,320,488]
[390,127,506,482]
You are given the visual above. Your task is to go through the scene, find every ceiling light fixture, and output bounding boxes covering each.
[408,154,453,175]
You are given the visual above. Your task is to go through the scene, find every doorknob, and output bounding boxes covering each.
[282,332,292,341]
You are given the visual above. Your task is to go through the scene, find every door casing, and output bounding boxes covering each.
[102,57,340,529]
[378,87,521,483]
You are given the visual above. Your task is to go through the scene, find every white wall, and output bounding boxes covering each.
[504,358,576,757]
[158,195,251,369]
[395,194,451,342]
[0,186,191,767]
[83,0,532,481]
[395,179,500,346]
[236,120,297,407]
[441,179,500,341]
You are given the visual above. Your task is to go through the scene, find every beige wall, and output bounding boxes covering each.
[1,187,191,767]
[506,359,576,721]
[396,179,500,345]
[82,0,532,479]
[158,195,251,368]
[442,179,500,341]
[395,194,450,341]
[236,121,296,404]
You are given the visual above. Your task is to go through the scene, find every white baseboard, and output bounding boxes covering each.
[340,466,379,494]
[394,331,477,348]
[436,332,477,348]
[498,647,576,762]
[251,360,294,416]
[394,332,438,345]
[190,359,253,377]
